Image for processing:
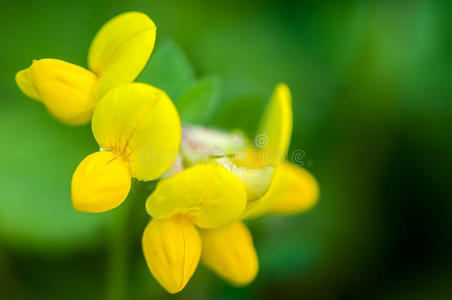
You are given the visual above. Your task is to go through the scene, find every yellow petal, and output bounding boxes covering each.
[88,12,156,98]
[92,83,181,181]
[256,83,293,164]
[245,164,319,218]
[142,215,201,294]
[15,68,41,102]
[269,164,319,215]
[201,222,258,286]
[216,157,275,202]
[243,165,286,218]
[28,59,98,125]
[71,151,131,213]
[146,163,247,229]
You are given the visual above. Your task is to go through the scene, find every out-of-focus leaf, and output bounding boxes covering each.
[177,76,221,125]
[137,38,195,101]
[0,97,113,254]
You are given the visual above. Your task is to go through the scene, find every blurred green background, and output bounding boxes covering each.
[1,0,452,299]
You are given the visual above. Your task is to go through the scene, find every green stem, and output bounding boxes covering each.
[105,180,155,300]
[106,184,135,300]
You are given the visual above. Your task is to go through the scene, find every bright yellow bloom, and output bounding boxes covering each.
[71,83,181,213]
[179,83,317,217]
[234,83,319,218]
[15,12,156,125]
[200,83,319,284]
[142,162,248,293]
[142,83,319,293]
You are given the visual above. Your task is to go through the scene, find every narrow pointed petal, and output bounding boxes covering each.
[201,222,258,286]
[269,164,319,215]
[28,59,98,125]
[146,163,247,229]
[142,216,201,294]
[88,12,156,97]
[15,68,41,102]
[92,83,181,181]
[256,83,293,164]
[71,151,131,213]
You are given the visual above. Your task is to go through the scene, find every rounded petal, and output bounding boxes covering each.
[256,83,293,164]
[269,164,319,215]
[142,216,201,294]
[71,151,131,213]
[88,12,156,97]
[15,68,41,102]
[92,83,181,181]
[245,164,319,218]
[201,222,258,286]
[28,59,98,125]
[146,163,247,229]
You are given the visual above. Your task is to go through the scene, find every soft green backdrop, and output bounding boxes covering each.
[1,0,451,299]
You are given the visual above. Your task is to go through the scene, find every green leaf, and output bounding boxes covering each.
[137,38,195,101]
[177,76,222,125]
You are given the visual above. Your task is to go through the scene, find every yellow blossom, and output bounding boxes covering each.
[241,83,319,218]
[142,162,248,293]
[142,83,319,293]
[71,83,181,213]
[15,12,156,125]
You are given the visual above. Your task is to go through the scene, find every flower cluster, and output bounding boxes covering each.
[16,12,319,294]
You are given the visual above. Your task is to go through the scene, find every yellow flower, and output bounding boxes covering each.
[71,82,181,213]
[141,83,319,292]
[179,83,319,218]
[210,83,318,218]
[142,162,248,293]
[206,83,319,283]
[141,83,318,293]
[240,83,320,218]
[15,12,156,125]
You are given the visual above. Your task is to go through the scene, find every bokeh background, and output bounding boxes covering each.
[1,0,452,299]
